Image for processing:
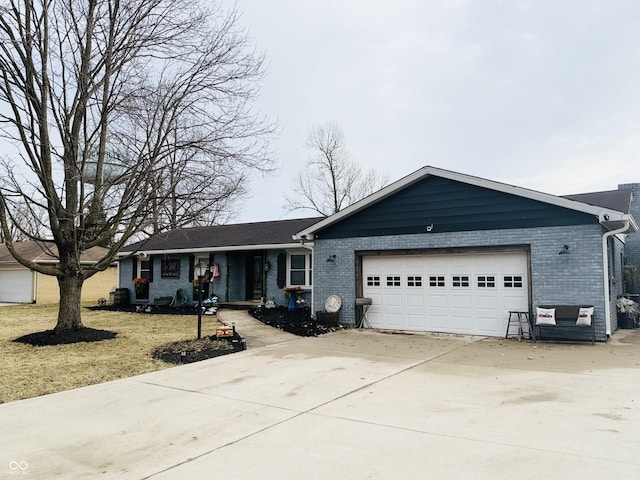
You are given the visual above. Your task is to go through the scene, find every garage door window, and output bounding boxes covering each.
[367,276,381,287]
[477,275,496,288]
[429,276,445,287]
[452,275,470,287]
[386,276,401,287]
[504,275,523,288]
[407,275,422,287]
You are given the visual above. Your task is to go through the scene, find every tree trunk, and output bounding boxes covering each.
[55,273,85,332]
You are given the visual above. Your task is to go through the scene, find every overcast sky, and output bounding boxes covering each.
[229,0,640,223]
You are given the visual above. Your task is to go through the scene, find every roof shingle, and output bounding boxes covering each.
[120,217,324,253]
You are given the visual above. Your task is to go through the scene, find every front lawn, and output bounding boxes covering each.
[0,304,224,404]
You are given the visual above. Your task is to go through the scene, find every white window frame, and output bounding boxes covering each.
[138,258,151,280]
[192,255,209,282]
[287,250,312,288]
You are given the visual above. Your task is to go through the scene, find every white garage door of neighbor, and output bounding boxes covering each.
[0,269,33,303]
[362,252,529,336]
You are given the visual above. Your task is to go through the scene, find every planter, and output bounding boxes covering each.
[135,285,149,300]
[110,288,130,306]
[618,312,638,329]
[316,311,339,326]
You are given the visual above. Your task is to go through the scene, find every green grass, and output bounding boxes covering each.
[0,304,222,404]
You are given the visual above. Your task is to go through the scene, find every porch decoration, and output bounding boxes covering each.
[133,277,149,299]
[284,286,304,311]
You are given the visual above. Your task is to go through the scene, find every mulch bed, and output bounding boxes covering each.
[152,334,246,364]
[14,328,118,346]
[250,306,340,336]
[86,304,201,315]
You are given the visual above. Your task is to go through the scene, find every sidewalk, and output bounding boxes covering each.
[216,308,298,348]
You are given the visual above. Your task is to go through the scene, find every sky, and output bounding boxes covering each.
[228,0,640,223]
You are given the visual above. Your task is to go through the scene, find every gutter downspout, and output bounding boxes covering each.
[298,235,314,316]
[602,219,630,336]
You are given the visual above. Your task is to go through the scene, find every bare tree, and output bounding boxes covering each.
[283,122,389,216]
[0,192,47,242]
[0,0,274,332]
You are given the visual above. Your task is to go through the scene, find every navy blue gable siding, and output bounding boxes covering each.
[317,176,598,239]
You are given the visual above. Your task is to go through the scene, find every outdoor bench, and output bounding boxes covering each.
[536,305,596,344]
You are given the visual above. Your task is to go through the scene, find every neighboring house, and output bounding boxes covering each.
[0,241,117,304]
[117,166,640,342]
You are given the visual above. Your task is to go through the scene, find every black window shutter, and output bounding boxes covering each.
[188,254,195,281]
[132,257,138,279]
[276,252,286,288]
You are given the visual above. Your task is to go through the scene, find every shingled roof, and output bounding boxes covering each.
[562,189,632,214]
[0,241,109,264]
[120,217,324,253]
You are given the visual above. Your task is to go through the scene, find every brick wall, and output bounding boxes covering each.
[313,224,610,340]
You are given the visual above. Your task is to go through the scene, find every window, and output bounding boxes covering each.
[288,252,312,287]
[367,276,381,287]
[477,275,495,288]
[429,276,445,287]
[407,275,422,287]
[192,256,209,282]
[452,275,469,287]
[504,275,523,288]
[138,259,151,280]
[386,275,401,287]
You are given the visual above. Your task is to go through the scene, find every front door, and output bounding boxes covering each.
[245,253,264,300]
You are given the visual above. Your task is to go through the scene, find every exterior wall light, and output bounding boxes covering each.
[327,255,337,263]
[558,245,570,255]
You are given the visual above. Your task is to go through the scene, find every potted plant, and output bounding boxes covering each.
[133,277,149,299]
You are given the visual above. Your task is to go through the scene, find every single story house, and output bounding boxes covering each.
[117,217,322,307]
[117,166,640,342]
[0,241,117,304]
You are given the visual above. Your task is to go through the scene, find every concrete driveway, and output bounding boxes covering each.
[1,313,640,479]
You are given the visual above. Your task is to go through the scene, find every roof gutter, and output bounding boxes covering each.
[601,218,631,337]
[116,243,308,257]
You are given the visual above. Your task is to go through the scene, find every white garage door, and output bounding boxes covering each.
[0,269,33,303]
[362,251,529,336]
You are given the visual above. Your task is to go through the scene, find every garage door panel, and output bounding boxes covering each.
[385,313,403,328]
[477,317,501,334]
[452,315,473,332]
[0,269,33,303]
[476,295,498,311]
[428,294,448,308]
[384,293,403,307]
[503,295,527,311]
[407,313,425,328]
[406,294,424,307]
[429,315,449,330]
[451,295,472,309]
[363,252,528,337]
